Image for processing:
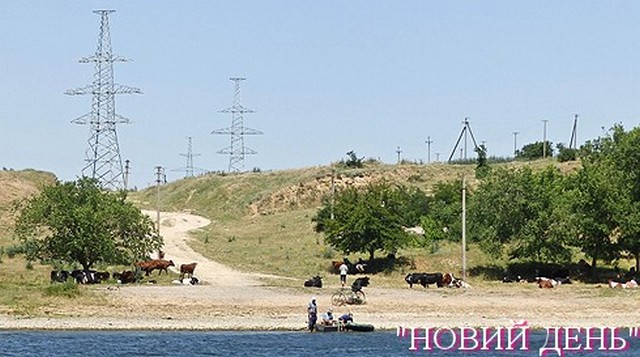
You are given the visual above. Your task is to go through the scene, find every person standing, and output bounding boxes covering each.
[339,262,349,287]
[307,296,318,332]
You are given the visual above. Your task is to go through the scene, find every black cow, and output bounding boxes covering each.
[71,270,97,284]
[351,276,370,292]
[50,270,70,283]
[304,276,323,288]
[113,270,138,284]
[405,272,443,288]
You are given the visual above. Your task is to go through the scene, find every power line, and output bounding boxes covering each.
[66,10,141,190]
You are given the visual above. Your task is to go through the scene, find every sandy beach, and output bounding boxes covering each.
[1,211,638,331]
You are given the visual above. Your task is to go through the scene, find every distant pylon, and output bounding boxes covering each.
[212,78,262,172]
[173,136,202,178]
[66,10,141,190]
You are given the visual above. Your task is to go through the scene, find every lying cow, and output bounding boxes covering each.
[113,270,138,284]
[405,272,443,288]
[180,262,197,279]
[351,276,370,292]
[135,259,175,276]
[50,270,70,283]
[537,277,559,289]
[304,276,323,288]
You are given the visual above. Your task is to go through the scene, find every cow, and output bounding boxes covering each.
[180,262,198,280]
[113,270,138,284]
[304,276,323,288]
[91,271,110,283]
[135,259,175,276]
[351,276,370,292]
[404,272,443,288]
[609,279,638,289]
[71,270,97,284]
[50,270,70,283]
[537,277,558,289]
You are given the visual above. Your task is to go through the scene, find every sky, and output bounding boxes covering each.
[2,1,639,189]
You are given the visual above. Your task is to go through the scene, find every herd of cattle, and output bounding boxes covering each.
[49,259,199,285]
[404,272,471,289]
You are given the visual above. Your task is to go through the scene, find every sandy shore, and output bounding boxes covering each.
[1,211,638,331]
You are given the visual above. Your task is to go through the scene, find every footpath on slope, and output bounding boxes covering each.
[142,210,261,287]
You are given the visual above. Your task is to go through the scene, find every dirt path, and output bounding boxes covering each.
[143,210,260,287]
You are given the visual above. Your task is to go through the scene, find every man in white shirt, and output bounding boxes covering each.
[339,262,349,287]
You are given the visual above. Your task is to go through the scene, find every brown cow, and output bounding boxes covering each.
[180,262,197,279]
[135,259,175,276]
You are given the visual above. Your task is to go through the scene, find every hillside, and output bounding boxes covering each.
[0,169,57,243]
[129,159,581,281]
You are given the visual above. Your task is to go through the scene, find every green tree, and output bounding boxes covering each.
[13,177,161,270]
[469,167,573,262]
[344,150,364,168]
[567,157,619,269]
[420,179,464,251]
[556,143,578,162]
[312,183,409,260]
[585,125,640,272]
[517,141,554,160]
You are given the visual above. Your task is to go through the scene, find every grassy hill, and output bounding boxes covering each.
[129,159,581,287]
[0,169,57,244]
[0,159,582,288]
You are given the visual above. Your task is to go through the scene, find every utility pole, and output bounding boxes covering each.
[123,159,131,190]
[448,117,480,163]
[542,120,549,158]
[461,175,467,281]
[569,114,579,149]
[513,131,519,156]
[396,146,402,164]
[435,152,440,162]
[425,136,433,164]
[66,10,141,190]
[155,166,164,236]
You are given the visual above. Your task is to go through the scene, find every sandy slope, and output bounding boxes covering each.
[1,211,639,331]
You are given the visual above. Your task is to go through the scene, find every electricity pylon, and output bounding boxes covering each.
[212,78,262,173]
[66,10,141,190]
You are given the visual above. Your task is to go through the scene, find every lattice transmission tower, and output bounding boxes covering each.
[173,136,202,178]
[66,10,141,190]
[212,78,262,172]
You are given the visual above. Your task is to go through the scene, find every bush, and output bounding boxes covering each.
[43,280,81,298]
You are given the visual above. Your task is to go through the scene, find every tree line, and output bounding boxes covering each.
[313,124,640,273]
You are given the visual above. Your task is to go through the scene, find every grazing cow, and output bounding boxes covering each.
[351,276,370,292]
[135,259,175,276]
[50,270,70,283]
[404,272,444,288]
[180,262,198,279]
[304,276,323,288]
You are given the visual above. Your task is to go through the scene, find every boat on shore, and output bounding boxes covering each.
[344,322,374,332]
[314,322,374,332]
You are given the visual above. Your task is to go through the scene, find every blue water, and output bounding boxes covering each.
[0,330,639,357]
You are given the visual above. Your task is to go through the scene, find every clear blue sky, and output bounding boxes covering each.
[1,1,639,188]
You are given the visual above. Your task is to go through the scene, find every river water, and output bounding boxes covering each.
[1,330,639,356]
